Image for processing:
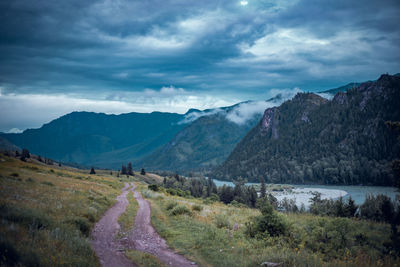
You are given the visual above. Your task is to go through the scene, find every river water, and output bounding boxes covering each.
[213,179,399,208]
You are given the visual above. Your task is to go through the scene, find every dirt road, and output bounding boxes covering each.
[91,182,197,267]
[91,182,134,267]
[128,184,197,267]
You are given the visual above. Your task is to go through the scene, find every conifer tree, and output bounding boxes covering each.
[121,165,127,175]
[127,162,134,176]
[21,148,30,159]
[140,168,146,175]
[260,176,266,198]
[90,167,96,174]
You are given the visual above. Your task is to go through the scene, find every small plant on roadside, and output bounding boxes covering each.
[170,205,192,216]
[148,184,159,191]
[192,204,203,212]
[214,214,231,229]
[166,201,178,211]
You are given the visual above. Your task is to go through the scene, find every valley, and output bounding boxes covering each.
[1,153,399,266]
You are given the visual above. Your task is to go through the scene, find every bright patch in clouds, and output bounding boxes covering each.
[0,87,236,132]
[240,1,248,6]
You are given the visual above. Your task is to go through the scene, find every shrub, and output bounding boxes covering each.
[0,204,52,230]
[192,204,203,212]
[246,198,288,238]
[166,201,178,211]
[67,217,91,237]
[41,181,54,186]
[0,238,20,265]
[229,200,247,208]
[170,205,192,216]
[26,178,35,183]
[214,214,230,229]
[10,173,19,177]
[148,184,159,191]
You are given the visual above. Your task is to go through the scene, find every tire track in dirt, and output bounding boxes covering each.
[91,182,135,267]
[91,182,197,267]
[127,183,197,267]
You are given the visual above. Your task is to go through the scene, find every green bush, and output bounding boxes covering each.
[41,181,54,186]
[246,199,289,238]
[0,238,20,265]
[67,217,91,237]
[229,200,247,208]
[170,205,192,216]
[214,214,230,229]
[148,184,159,191]
[192,204,203,212]
[166,201,178,211]
[0,203,52,230]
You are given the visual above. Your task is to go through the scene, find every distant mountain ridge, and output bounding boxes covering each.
[2,74,396,173]
[138,95,298,172]
[212,74,400,186]
[1,111,186,168]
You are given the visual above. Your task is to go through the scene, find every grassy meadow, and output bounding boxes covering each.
[139,187,399,267]
[0,154,129,266]
[1,153,398,266]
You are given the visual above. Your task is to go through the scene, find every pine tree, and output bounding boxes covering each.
[127,162,134,176]
[344,196,357,217]
[249,186,258,208]
[90,167,96,174]
[260,176,266,198]
[121,165,127,175]
[140,168,146,175]
[21,148,30,158]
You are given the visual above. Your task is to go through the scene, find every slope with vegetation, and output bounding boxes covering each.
[1,151,399,266]
[213,74,400,185]
[0,154,127,266]
[140,111,261,172]
[1,111,186,169]
[141,182,399,266]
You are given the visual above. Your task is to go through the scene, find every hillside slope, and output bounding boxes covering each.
[139,97,291,172]
[213,74,400,185]
[1,111,186,168]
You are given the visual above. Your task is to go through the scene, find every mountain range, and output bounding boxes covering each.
[1,98,286,170]
[2,74,399,187]
[212,74,400,185]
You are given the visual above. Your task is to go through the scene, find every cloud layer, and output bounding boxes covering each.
[1,0,399,131]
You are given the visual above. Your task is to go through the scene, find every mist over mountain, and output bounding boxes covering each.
[1,90,299,171]
[212,74,400,186]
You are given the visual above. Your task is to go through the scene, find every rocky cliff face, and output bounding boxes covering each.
[212,74,400,185]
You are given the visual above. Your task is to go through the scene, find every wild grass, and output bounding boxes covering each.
[118,191,138,234]
[144,188,399,267]
[0,154,127,266]
[125,250,168,267]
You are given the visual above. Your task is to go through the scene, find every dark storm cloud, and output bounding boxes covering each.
[0,0,400,131]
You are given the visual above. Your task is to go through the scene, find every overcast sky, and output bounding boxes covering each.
[1,0,399,132]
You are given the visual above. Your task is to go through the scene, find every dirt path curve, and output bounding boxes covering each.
[91,182,135,267]
[128,183,197,267]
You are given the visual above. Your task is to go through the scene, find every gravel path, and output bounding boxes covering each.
[91,182,197,267]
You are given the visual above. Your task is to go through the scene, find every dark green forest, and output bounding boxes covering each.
[213,74,400,185]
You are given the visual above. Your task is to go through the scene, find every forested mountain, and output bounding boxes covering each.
[1,111,186,168]
[319,82,361,95]
[212,74,400,186]
[139,107,261,172]
[0,136,20,152]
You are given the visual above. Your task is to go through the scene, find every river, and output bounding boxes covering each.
[213,179,399,208]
